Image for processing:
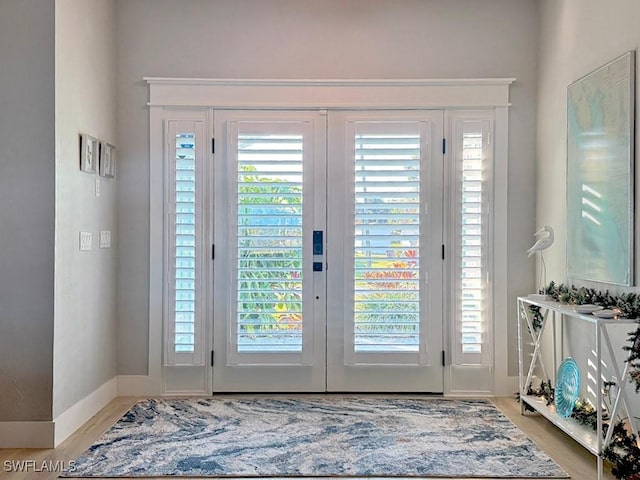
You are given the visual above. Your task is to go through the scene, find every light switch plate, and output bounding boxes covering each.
[79,232,92,251]
[100,230,111,248]
[95,178,101,197]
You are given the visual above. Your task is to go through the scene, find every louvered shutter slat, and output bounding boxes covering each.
[453,117,492,365]
[236,134,304,353]
[172,133,197,354]
[353,133,421,353]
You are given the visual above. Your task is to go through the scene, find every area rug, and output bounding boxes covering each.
[63,396,568,478]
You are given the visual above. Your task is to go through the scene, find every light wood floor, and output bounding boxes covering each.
[0,396,613,480]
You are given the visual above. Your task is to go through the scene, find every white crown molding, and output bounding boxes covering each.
[144,77,516,87]
[144,77,515,109]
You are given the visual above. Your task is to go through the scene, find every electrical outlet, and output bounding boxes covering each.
[95,178,101,197]
[79,232,92,251]
[100,230,111,248]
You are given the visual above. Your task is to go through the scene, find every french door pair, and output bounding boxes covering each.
[210,110,444,392]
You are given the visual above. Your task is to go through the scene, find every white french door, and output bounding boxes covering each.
[212,109,444,392]
[212,111,327,391]
[326,111,444,392]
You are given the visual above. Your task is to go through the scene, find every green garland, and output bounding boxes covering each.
[521,382,597,428]
[536,281,640,392]
[525,305,545,331]
[603,422,640,480]
[541,281,640,317]
[625,328,640,394]
[519,382,640,479]
[522,281,640,479]
[571,399,598,431]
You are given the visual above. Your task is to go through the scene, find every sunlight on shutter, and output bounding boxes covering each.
[236,134,304,352]
[353,134,421,353]
[174,133,197,353]
[457,121,488,359]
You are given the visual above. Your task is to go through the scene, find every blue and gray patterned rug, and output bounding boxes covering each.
[64,396,568,478]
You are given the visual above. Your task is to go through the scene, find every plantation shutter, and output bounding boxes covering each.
[352,131,421,354]
[165,119,207,366]
[342,119,436,366]
[235,132,304,353]
[449,112,493,366]
[227,119,318,366]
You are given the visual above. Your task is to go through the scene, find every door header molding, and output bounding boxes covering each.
[144,77,515,109]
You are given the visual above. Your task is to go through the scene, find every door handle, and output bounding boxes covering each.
[313,230,323,255]
[313,230,323,271]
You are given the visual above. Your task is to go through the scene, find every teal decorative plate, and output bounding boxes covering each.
[555,358,580,418]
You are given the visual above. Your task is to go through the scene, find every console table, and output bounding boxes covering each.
[517,296,639,479]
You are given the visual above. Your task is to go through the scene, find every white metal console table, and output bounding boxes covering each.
[517,296,639,479]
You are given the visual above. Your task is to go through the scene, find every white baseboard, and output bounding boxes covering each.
[117,375,163,396]
[0,378,117,449]
[0,376,156,448]
[53,377,117,447]
[0,421,55,448]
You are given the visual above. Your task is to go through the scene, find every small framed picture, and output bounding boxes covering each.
[79,133,98,174]
[99,142,116,178]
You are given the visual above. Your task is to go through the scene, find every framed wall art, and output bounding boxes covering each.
[566,51,635,286]
[79,133,98,174]
[99,142,116,178]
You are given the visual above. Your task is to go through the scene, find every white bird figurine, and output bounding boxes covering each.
[527,225,554,257]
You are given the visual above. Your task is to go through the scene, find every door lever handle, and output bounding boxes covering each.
[313,230,323,255]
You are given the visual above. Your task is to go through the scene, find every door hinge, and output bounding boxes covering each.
[442,138,446,155]
[211,244,215,260]
[212,138,215,154]
[441,350,446,367]
[210,350,214,366]
[441,244,445,260]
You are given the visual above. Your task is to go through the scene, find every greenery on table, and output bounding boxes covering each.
[541,281,640,319]
[534,281,640,392]
[521,281,640,479]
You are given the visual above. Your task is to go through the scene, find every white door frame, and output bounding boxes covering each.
[146,78,513,396]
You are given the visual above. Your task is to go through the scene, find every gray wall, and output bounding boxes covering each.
[53,0,118,418]
[537,0,640,414]
[0,0,55,421]
[116,0,539,376]
[537,0,640,287]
